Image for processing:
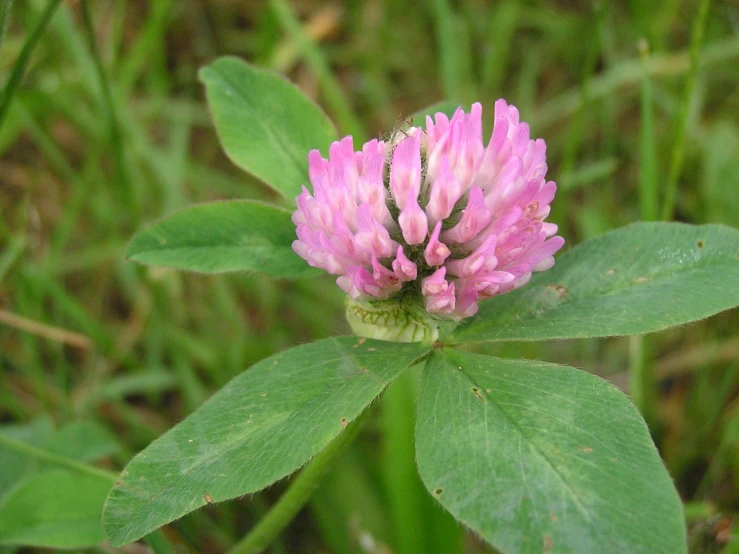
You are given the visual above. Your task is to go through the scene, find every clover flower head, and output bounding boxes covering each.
[292,100,564,339]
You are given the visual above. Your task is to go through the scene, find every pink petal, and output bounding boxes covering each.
[445,235,498,278]
[454,285,479,319]
[425,112,450,155]
[390,133,421,210]
[398,190,428,245]
[426,281,456,315]
[421,267,449,296]
[392,246,417,281]
[329,136,359,195]
[424,221,452,266]
[426,157,462,225]
[354,203,397,258]
[337,266,383,299]
[442,186,491,244]
[371,256,402,295]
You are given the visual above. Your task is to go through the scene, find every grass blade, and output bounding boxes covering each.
[638,39,658,222]
[0,0,14,51]
[80,0,135,216]
[268,0,365,141]
[661,0,712,220]
[430,0,472,103]
[0,0,62,131]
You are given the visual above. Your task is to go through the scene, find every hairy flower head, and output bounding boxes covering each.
[292,101,564,338]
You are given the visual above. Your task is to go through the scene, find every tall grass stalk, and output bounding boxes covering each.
[268,0,365,141]
[630,38,659,430]
[0,0,62,131]
[638,39,658,222]
[430,0,468,103]
[0,0,13,51]
[80,0,135,217]
[661,0,712,220]
[534,34,738,130]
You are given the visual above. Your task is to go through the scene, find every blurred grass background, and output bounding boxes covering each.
[0,0,737,552]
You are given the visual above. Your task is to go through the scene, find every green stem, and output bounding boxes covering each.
[381,369,463,554]
[228,415,366,554]
[0,432,116,482]
[633,39,658,435]
[144,530,178,554]
[382,370,426,554]
[0,0,62,131]
[628,335,655,429]
[268,0,365,141]
[661,0,712,220]
[638,39,658,222]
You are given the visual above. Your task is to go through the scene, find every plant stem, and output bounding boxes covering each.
[661,0,712,220]
[631,38,658,435]
[381,368,463,554]
[382,370,426,554]
[144,530,178,554]
[228,414,366,554]
[629,335,656,429]
[638,39,658,222]
[0,0,62,132]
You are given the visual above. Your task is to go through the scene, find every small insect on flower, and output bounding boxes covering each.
[292,101,564,342]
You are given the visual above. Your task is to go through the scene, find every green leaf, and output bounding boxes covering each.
[452,222,739,343]
[0,470,111,548]
[103,337,429,546]
[416,350,686,554]
[91,369,177,401]
[0,419,54,496]
[199,56,337,199]
[45,421,120,463]
[126,200,318,278]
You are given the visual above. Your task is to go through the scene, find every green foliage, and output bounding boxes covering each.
[126,200,318,278]
[112,214,739,551]
[0,420,119,548]
[452,223,739,343]
[106,214,739,551]
[0,419,54,496]
[416,350,686,554]
[0,470,111,548]
[44,420,120,463]
[103,337,429,546]
[200,57,337,199]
